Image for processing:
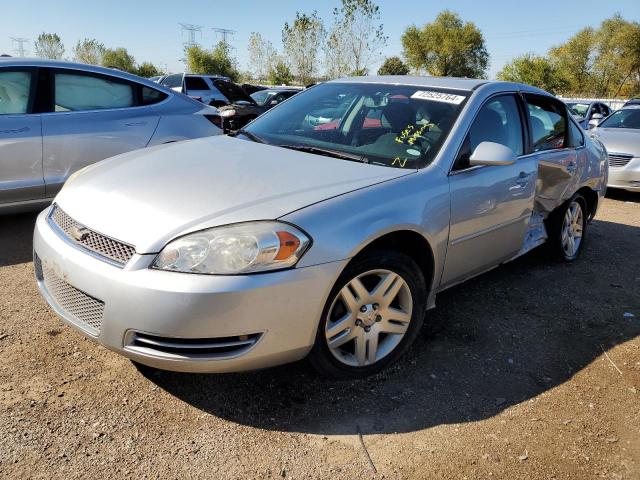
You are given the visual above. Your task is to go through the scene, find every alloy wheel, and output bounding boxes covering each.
[324,269,413,367]
[561,200,584,258]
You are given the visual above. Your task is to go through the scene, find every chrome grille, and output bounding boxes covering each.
[608,153,633,168]
[50,206,136,266]
[41,261,104,335]
[125,332,262,359]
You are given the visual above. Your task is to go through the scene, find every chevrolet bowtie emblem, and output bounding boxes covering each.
[69,225,90,242]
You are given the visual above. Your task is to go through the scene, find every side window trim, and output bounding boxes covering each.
[450,91,525,174]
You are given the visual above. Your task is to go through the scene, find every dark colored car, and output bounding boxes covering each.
[217,87,301,131]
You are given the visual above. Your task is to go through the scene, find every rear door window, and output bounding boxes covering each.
[0,69,34,115]
[525,95,567,152]
[184,76,210,91]
[54,72,134,112]
[141,86,168,106]
[160,74,183,89]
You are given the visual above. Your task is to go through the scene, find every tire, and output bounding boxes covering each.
[308,250,427,379]
[546,193,587,262]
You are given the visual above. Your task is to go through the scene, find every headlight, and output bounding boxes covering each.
[219,109,236,117]
[152,222,311,274]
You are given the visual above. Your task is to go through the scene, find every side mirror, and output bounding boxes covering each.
[469,141,517,167]
[269,99,278,106]
[591,113,604,120]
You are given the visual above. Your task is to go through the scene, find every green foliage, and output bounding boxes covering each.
[135,62,162,78]
[268,59,294,85]
[34,33,65,60]
[378,56,410,75]
[282,11,326,85]
[548,14,640,96]
[401,10,488,78]
[185,43,239,82]
[73,38,105,65]
[497,54,569,94]
[101,48,136,73]
[326,0,387,78]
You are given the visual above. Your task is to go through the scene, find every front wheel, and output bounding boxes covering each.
[308,251,427,379]
[546,193,587,262]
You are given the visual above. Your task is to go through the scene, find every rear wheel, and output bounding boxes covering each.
[546,193,587,262]
[308,251,427,379]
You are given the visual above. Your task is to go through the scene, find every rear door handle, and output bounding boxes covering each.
[124,121,148,127]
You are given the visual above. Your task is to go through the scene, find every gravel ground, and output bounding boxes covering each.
[0,191,638,479]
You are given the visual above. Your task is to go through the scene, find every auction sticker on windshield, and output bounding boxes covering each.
[411,91,466,104]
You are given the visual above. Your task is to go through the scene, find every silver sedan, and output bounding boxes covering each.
[33,76,608,379]
[0,58,222,214]
[590,107,640,192]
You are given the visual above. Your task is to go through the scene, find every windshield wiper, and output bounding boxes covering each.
[277,144,368,163]
[233,129,266,144]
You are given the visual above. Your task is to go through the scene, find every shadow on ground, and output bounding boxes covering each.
[0,212,38,267]
[606,188,639,203]
[139,218,640,435]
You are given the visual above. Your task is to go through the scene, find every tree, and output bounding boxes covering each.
[549,14,640,97]
[248,32,276,82]
[185,42,239,81]
[325,0,387,78]
[102,47,136,73]
[34,33,64,60]
[135,62,162,78]
[548,28,596,95]
[497,54,569,94]
[73,38,105,65]
[268,58,294,85]
[282,11,326,85]
[378,56,410,75]
[401,10,488,78]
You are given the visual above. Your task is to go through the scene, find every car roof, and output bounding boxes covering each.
[328,75,551,96]
[0,57,168,91]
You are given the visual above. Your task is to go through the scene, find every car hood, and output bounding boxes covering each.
[591,127,640,157]
[55,135,413,253]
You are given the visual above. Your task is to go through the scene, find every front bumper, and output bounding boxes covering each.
[608,157,640,192]
[33,207,346,373]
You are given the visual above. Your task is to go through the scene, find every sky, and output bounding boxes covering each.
[1,0,639,79]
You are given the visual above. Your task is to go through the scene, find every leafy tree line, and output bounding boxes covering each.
[498,14,640,97]
[32,33,163,78]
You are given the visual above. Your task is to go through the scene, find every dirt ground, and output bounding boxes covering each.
[0,191,638,480]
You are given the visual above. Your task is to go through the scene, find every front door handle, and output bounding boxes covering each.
[124,121,148,127]
[516,171,530,186]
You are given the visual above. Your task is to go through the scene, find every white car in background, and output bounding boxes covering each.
[0,59,222,213]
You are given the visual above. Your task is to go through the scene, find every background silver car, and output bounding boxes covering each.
[33,77,607,379]
[0,59,222,213]
[591,106,640,192]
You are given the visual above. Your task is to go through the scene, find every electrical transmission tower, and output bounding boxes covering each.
[212,27,236,47]
[10,37,29,57]
[179,23,203,49]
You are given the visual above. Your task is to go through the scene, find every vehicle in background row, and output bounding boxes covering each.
[565,100,612,129]
[240,83,268,95]
[622,98,640,108]
[591,105,640,192]
[33,76,607,379]
[159,73,248,107]
[217,87,301,131]
[0,59,222,213]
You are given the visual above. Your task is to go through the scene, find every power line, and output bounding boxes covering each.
[10,37,29,57]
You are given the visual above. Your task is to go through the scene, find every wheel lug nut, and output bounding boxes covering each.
[375,315,382,322]
[373,303,379,310]
[364,326,371,332]
[360,305,367,313]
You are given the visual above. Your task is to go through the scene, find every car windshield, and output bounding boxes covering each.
[243,82,468,169]
[599,108,640,129]
[566,102,589,116]
[251,90,277,106]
